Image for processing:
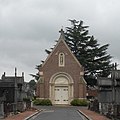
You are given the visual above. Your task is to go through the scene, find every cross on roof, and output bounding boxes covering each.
[59,28,65,40]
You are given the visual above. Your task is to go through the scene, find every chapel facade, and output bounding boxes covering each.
[36,29,86,105]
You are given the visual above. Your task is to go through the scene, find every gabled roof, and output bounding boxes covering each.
[41,29,82,68]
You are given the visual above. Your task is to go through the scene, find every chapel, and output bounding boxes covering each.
[36,29,86,105]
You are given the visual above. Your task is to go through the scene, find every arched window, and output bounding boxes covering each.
[59,53,65,67]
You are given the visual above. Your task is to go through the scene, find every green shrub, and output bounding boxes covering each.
[33,99,42,105]
[70,99,88,106]
[41,99,52,106]
[33,99,52,106]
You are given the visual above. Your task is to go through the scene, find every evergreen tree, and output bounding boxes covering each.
[65,19,112,85]
[30,65,41,81]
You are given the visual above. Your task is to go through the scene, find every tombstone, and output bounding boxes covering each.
[97,70,120,118]
[97,77,113,103]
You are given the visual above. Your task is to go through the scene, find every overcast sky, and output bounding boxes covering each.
[0,0,120,82]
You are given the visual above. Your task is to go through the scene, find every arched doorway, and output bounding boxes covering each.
[49,72,74,105]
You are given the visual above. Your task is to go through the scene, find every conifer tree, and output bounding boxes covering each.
[30,65,41,81]
[65,19,112,85]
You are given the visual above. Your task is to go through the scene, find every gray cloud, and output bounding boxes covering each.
[0,0,120,81]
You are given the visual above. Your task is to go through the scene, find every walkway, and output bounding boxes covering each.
[79,108,111,120]
[3,110,37,120]
[2,107,111,120]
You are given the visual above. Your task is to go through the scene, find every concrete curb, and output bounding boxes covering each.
[24,110,42,120]
[78,110,92,120]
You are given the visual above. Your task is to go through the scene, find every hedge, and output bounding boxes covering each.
[70,99,88,106]
[33,99,52,106]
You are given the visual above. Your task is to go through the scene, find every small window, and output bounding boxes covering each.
[59,53,65,67]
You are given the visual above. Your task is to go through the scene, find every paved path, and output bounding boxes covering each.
[3,106,111,120]
[30,106,84,120]
[4,110,36,120]
[80,108,111,120]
